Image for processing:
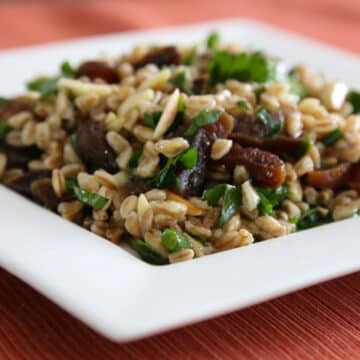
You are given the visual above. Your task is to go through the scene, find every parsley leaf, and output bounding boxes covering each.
[256,107,284,138]
[170,72,193,95]
[0,122,10,140]
[131,238,168,265]
[179,147,197,169]
[206,31,220,50]
[295,207,332,231]
[26,60,75,97]
[257,185,289,216]
[128,148,143,169]
[287,76,308,98]
[209,51,277,85]
[293,137,312,159]
[161,229,192,253]
[143,111,162,129]
[321,128,343,147]
[184,109,221,137]
[202,184,242,227]
[237,99,251,110]
[152,157,179,189]
[349,90,360,114]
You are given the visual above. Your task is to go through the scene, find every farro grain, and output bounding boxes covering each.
[210,139,233,160]
[169,249,195,263]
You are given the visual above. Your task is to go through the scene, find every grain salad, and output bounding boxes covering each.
[1,32,360,265]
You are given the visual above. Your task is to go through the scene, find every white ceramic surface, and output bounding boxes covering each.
[1,19,360,342]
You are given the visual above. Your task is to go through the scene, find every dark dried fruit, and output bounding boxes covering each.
[0,145,42,169]
[177,121,225,197]
[233,112,268,137]
[77,61,118,83]
[0,99,31,120]
[307,163,352,189]
[75,119,118,173]
[223,143,286,188]
[229,133,304,155]
[7,171,50,198]
[348,162,360,191]
[191,77,208,95]
[133,46,180,69]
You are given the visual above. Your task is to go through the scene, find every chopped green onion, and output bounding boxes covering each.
[152,157,179,189]
[206,31,220,50]
[0,122,10,140]
[161,229,192,253]
[321,128,343,146]
[256,107,283,138]
[143,111,162,129]
[202,184,229,206]
[179,148,197,169]
[170,72,193,95]
[131,238,168,265]
[184,109,221,137]
[237,100,250,110]
[295,207,331,231]
[73,185,108,209]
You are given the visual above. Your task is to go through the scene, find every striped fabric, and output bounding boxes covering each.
[1,1,360,358]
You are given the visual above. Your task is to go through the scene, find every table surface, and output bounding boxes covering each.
[1,1,360,359]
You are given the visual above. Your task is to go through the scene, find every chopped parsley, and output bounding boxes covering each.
[143,111,162,129]
[237,99,251,110]
[208,51,277,85]
[27,60,75,97]
[128,148,143,169]
[202,184,242,227]
[256,185,289,216]
[184,109,221,137]
[293,207,332,231]
[287,76,308,98]
[179,147,198,169]
[183,48,197,66]
[293,137,312,159]
[131,238,168,265]
[255,107,284,138]
[349,90,360,114]
[206,31,220,50]
[170,71,193,95]
[161,229,192,253]
[321,128,343,147]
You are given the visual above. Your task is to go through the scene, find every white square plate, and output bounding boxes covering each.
[1,19,360,342]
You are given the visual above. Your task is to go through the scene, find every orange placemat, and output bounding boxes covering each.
[1,1,360,359]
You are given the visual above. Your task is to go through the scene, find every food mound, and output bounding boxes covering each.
[1,32,360,265]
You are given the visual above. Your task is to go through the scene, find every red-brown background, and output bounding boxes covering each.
[1,1,360,359]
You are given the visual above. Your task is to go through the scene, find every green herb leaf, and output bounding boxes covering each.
[184,48,197,66]
[73,185,108,209]
[65,178,78,191]
[202,184,242,227]
[257,185,289,216]
[293,137,312,159]
[0,122,10,140]
[184,109,221,137]
[209,51,277,85]
[219,186,242,227]
[296,207,332,231]
[0,97,10,110]
[179,148,197,169]
[131,238,168,265]
[321,128,343,147]
[349,90,360,114]
[206,31,220,50]
[170,72,193,95]
[26,60,75,97]
[161,228,192,253]
[152,157,179,189]
[61,60,76,77]
[287,76,308,98]
[202,184,229,206]
[256,107,284,138]
[128,148,143,169]
[255,85,266,104]
[237,99,251,110]
[143,111,162,129]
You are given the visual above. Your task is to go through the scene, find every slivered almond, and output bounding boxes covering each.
[166,191,203,216]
